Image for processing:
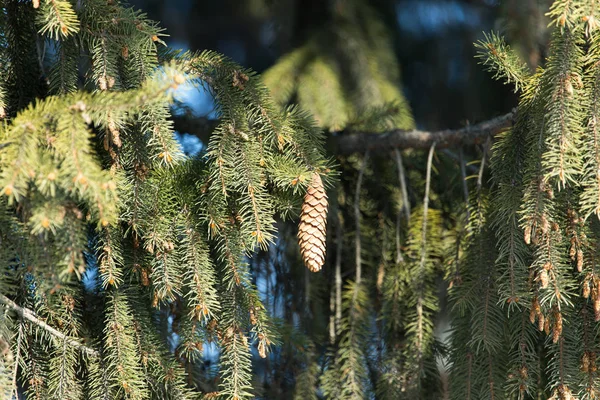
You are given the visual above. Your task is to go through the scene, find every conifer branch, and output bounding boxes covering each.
[0,294,98,357]
[174,110,515,154]
[336,110,515,154]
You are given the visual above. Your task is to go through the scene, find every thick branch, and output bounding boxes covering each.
[334,110,515,154]
[173,110,516,154]
[0,294,99,357]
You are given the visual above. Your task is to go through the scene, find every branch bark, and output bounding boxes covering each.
[0,294,99,357]
[172,110,516,155]
[333,110,515,155]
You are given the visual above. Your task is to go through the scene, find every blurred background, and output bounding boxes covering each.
[131,0,548,134]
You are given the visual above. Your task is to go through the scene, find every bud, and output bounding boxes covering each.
[519,365,528,379]
[98,76,107,91]
[173,74,186,85]
[559,14,567,27]
[582,352,590,372]
[541,214,549,234]
[539,269,549,289]
[41,217,50,229]
[553,312,562,343]
[258,341,267,359]
[524,225,532,244]
[584,280,591,298]
[2,185,13,196]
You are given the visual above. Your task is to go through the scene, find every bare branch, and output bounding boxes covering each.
[173,110,516,155]
[0,294,99,357]
[335,110,515,154]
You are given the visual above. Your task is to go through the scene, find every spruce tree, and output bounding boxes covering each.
[0,1,331,398]
[8,0,600,399]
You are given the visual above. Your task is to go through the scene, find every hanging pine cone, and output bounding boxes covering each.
[298,172,328,272]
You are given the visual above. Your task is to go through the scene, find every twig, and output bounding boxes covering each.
[459,148,470,222]
[12,322,22,398]
[477,136,492,191]
[0,294,99,357]
[354,149,369,285]
[335,212,343,337]
[393,148,410,264]
[417,143,436,359]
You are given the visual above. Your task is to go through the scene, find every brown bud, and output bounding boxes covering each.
[519,365,528,379]
[541,214,549,234]
[232,70,249,90]
[257,340,267,359]
[249,307,258,325]
[584,281,591,298]
[539,269,549,289]
[529,307,536,324]
[582,352,590,372]
[553,312,562,343]
[98,76,107,91]
[524,225,532,245]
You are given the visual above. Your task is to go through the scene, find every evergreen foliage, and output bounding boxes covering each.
[448,1,600,398]
[9,0,600,399]
[0,1,331,398]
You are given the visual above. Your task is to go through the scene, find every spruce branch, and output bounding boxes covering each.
[175,110,516,154]
[336,110,515,154]
[0,294,98,357]
[475,32,532,93]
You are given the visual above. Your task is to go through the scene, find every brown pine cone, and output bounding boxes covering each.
[298,172,328,272]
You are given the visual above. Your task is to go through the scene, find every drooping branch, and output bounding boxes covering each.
[0,294,99,357]
[172,110,516,155]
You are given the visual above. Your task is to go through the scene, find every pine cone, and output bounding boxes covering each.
[298,172,328,272]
